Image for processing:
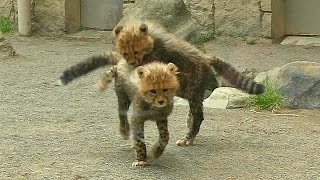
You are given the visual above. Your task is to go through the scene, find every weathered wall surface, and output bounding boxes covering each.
[0,0,272,38]
[32,0,65,35]
[214,0,261,37]
[183,0,214,30]
[214,0,271,38]
[0,0,64,35]
[0,0,17,26]
[261,0,272,38]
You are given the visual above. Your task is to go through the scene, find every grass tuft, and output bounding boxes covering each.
[199,30,215,43]
[245,36,257,45]
[245,81,283,110]
[0,16,13,33]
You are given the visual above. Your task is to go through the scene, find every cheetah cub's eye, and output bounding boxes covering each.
[123,53,128,56]
[163,89,168,92]
[134,51,138,55]
[149,89,156,94]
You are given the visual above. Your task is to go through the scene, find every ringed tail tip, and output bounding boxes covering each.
[253,83,265,95]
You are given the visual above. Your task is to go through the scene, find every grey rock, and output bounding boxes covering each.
[203,87,250,109]
[174,87,250,109]
[117,0,213,45]
[255,61,320,109]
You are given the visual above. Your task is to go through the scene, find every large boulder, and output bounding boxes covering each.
[118,0,214,45]
[255,61,320,109]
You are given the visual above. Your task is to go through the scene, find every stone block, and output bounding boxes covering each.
[262,12,271,38]
[214,0,261,37]
[261,0,271,12]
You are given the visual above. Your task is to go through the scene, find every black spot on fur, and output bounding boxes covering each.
[114,26,123,35]
[139,24,148,33]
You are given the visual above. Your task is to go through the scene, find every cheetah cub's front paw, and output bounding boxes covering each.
[132,160,148,167]
[176,137,194,146]
[95,79,108,91]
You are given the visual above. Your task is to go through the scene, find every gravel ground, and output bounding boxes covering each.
[0,35,319,179]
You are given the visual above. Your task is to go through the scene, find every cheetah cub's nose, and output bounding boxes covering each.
[158,100,164,104]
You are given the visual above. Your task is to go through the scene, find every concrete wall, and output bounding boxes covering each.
[80,0,123,30]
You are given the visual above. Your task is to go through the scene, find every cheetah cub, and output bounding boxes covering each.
[98,60,179,167]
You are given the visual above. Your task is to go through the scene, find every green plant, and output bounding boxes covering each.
[0,16,13,33]
[245,36,257,45]
[245,81,283,110]
[199,30,215,43]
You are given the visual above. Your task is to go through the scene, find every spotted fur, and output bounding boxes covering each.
[111,60,179,167]
[58,21,265,147]
[113,22,265,146]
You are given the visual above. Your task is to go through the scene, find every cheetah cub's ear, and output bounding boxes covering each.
[114,26,124,36]
[137,66,146,78]
[167,63,178,75]
[139,24,148,35]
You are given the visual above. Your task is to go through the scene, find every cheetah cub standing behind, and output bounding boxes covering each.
[98,59,179,167]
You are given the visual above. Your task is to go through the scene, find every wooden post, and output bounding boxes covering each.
[65,0,81,33]
[271,0,285,42]
[17,0,32,36]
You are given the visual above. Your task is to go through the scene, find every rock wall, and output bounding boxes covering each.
[32,0,65,36]
[0,0,272,38]
[183,0,214,29]
[214,0,271,38]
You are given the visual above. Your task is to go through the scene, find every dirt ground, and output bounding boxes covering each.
[1,34,320,179]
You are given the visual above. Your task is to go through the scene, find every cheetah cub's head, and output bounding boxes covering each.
[114,23,154,66]
[136,62,179,108]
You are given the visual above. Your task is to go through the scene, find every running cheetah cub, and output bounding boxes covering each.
[98,60,179,167]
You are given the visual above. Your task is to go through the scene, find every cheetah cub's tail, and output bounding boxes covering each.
[209,56,265,95]
[59,52,122,85]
